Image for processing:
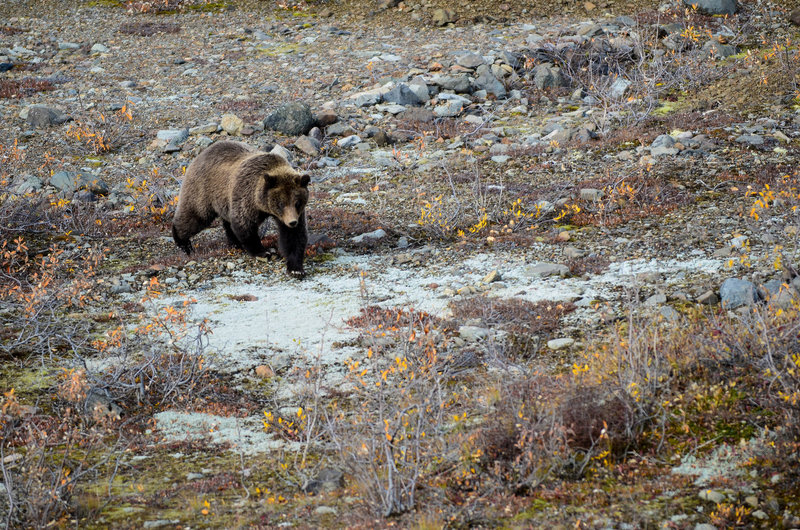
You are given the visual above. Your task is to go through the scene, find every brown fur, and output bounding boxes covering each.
[172,141,310,275]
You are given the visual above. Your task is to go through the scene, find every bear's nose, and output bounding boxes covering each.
[288,220,298,228]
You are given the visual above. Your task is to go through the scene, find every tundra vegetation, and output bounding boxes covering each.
[1,0,800,527]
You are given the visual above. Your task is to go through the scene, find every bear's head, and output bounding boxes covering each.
[249,153,310,228]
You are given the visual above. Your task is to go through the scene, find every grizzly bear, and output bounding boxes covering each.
[172,141,310,276]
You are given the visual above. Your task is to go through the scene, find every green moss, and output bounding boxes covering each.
[512,498,553,520]
[186,1,227,12]
[256,43,303,56]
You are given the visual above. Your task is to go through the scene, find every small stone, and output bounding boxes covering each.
[491,155,510,164]
[315,506,338,515]
[699,489,725,503]
[338,135,362,149]
[189,123,218,135]
[459,325,491,341]
[315,108,338,127]
[752,510,767,520]
[156,129,189,144]
[697,290,719,305]
[791,8,800,26]
[694,525,717,530]
[220,113,244,135]
[482,270,501,283]
[609,78,631,98]
[547,337,574,350]
[302,468,344,494]
[580,188,604,201]
[456,52,484,69]
[270,144,292,161]
[744,495,759,508]
[556,231,570,242]
[91,43,110,53]
[645,293,667,306]
[58,41,80,50]
[255,365,274,379]
[659,306,681,322]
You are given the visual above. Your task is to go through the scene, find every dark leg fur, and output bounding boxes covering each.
[232,222,268,257]
[172,224,194,255]
[173,209,215,255]
[223,221,244,249]
[277,212,307,277]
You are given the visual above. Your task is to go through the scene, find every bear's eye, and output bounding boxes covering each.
[295,200,301,209]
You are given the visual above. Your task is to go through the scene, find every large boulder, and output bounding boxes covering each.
[264,102,314,136]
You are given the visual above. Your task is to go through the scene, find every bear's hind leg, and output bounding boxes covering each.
[172,209,214,255]
[277,212,307,277]
[223,220,244,249]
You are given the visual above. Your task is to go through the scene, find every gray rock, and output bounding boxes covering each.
[694,525,718,530]
[294,135,320,156]
[142,520,180,529]
[264,102,314,136]
[434,100,465,118]
[58,41,80,50]
[699,489,726,503]
[456,52,484,69]
[659,306,681,322]
[459,325,490,341]
[609,77,631,98]
[431,74,472,93]
[91,43,110,53]
[532,63,566,89]
[302,468,344,494]
[351,228,386,243]
[25,104,70,127]
[270,144,292,161]
[326,122,356,136]
[189,123,218,135]
[651,134,676,149]
[491,155,510,164]
[220,113,244,135]
[407,78,430,102]
[15,175,43,194]
[111,281,132,295]
[315,108,338,127]
[525,262,569,278]
[473,65,506,98]
[720,278,758,309]
[338,135,362,149]
[51,171,105,194]
[703,40,738,59]
[697,290,719,305]
[646,293,667,306]
[735,134,764,146]
[84,389,121,421]
[156,128,189,144]
[547,337,575,350]
[580,188,604,201]
[683,0,737,15]
[383,83,424,106]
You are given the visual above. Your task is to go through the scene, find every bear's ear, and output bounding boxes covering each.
[265,174,278,189]
[298,174,310,188]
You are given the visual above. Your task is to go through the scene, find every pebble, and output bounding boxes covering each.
[351,229,386,243]
[220,113,244,135]
[699,489,725,503]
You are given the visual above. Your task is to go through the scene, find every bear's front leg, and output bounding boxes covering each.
[277,212,307,277]
[231,222,267,257]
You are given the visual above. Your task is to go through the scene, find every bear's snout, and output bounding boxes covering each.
[281,207,300,228]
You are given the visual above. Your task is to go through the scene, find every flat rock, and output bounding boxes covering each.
[432,8,456,26]
[456,52,484,69]
[294,135,320,156]
[525,262,569,278]
[351,228,386,243]
[547,337,575,350]
[338,134,362,149]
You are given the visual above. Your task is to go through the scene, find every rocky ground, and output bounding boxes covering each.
[2,0,800,528]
